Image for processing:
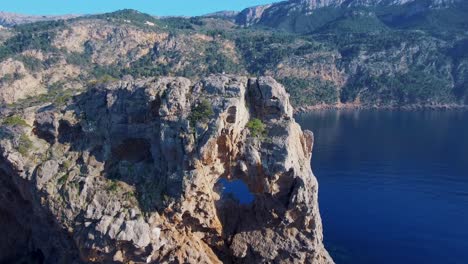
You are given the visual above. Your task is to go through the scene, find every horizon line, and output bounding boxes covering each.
[0,8,240,18]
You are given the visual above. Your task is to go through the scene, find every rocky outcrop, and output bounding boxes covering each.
[0,75,333,263]
[0,57,83,105]
[53,20,168,66]
[0,59,46,104]
[235,4,273,26]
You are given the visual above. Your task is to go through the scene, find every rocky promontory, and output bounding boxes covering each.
[0,75,333,263]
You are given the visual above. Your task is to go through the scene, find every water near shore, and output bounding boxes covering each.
[296,110,468,264]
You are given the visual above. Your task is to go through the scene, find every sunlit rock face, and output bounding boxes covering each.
[0,75,333,263]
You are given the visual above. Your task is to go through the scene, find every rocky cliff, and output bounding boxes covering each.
[236,0,462,27]
[0,75,333,263]
[236,0,461,26]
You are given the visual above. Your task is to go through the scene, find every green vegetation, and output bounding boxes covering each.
[2,115,29,127]
[248,1,468,36]
[13,54,61,74]
[158,17,199,31]
[123,191,136,201]
[202,43,243,75]
[17,55,44,72]
[136,180,171,212]
[0,72,25,84]
[107,180,120,193]
[92,9,160,28]
[17,134,33,156]
[246,118,266,138]
[377,1,468,36]
[0,20,63,61]
[124,38,243,78]
[316,10,389,34]
[88,74,119,86]
[61,160,72,171]
[189,99,214,128]
[90,9,204,31]
[66,51,92,66]
[122,54,171,78]
[0,73,13,84]
[0,4,466,108]
[7,86,75,109]
[57,174,70,185]
[280,78,339,106]
[342,68,454,105]
[233,31,294,74]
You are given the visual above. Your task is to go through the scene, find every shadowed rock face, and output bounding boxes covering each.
[0,75,333,263]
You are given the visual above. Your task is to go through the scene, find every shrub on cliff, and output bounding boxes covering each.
[16,133,33,156]
[2,115,29,127]
[247,118,266,138]
[189,99,214,128]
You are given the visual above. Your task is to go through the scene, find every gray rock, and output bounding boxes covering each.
[34,109,59,144]
[0,75,333,263]
[36,160,59,189]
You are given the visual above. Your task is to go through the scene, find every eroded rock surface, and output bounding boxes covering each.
[0,75,333,263]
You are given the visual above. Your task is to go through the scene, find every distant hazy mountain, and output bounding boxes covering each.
[0,11,81,27]
[236,0,464,30]
[202,10,239,20]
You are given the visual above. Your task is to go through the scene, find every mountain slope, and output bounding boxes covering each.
[0,7,467,109]
[236,0,466,33]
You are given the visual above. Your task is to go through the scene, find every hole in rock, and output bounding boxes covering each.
[111,138,152,162]
[58,121,82,144]
[217,178,254,205]
[226,106,237,124]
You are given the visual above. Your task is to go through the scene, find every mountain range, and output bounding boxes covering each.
[236,0,463,29]
[0,0,467,109]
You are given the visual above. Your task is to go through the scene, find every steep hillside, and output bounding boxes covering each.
[0,7,467,109]
[236,0,465,30]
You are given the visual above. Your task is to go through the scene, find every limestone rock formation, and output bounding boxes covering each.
[0,59,44,104]
[236,0,461,26]
[235,4,274,26]
[0,75,333,263]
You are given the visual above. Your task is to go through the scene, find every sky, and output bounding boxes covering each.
[0,0,282,16]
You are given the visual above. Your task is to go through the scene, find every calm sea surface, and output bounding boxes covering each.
[296,110,468,264]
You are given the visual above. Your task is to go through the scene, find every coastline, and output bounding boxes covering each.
[295,103,468,113]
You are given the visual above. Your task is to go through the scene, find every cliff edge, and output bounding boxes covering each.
[0,75,333,263]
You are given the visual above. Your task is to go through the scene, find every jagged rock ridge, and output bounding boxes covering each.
[0,75,333,263]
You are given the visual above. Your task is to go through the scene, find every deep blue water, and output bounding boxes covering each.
[296,110,468,264]
[218,178,254,205]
